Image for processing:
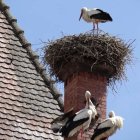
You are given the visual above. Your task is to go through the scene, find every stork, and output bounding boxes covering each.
[51,91,98,138]
[79,7,112,33]
[91,111,124,140]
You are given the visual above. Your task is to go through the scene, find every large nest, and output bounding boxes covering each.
[43,32,133,85]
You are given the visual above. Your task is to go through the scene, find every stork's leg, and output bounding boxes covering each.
[97,23,99,35]
[93,23,95,30]
[91,23,96,34]
[80,128,83,138]
[80,126,85,140]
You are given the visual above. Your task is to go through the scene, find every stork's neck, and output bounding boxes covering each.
[86,99,96,110]
[85,98,89,109]
[82,10,92,23]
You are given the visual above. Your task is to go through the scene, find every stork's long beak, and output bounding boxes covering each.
[79,10,83,21]
[87,98,90,109]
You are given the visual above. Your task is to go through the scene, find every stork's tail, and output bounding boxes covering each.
[51,108,74,133]
[105,13,113,21]
[91,133,97,140]
[51,123,62,133]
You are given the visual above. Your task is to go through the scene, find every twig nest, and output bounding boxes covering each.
[43,32,133,85]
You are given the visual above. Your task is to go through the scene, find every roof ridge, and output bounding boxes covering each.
[0,0,64,111]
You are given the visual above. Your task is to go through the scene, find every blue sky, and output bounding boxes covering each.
[4,0,140,139]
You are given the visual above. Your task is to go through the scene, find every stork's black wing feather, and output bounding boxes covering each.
[60,115,89,137]
[51,108,74,133]
[91,120,112,140]
[90,12,113,21]
[95,8,104,13]
[91,127,111,140]
[51,108,73,124]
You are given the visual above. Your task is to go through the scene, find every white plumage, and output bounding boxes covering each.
[91,111,124,140]
[51,91,98,138]
[79,7,113,31]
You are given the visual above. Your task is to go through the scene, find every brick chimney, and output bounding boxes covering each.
[64,72,107,140]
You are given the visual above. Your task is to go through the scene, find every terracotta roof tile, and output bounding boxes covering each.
[0,0,63,139]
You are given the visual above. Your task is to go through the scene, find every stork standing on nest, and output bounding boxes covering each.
[79,7,113,33]
[91,111,124,140]
[51,91,98,138]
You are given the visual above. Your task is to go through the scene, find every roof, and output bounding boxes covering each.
[0,0,63,139]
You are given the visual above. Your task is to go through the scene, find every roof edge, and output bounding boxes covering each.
[0,0,64,111]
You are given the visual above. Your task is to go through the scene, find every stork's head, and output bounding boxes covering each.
[85,91,91,108]
[108,111,115,118]
[79,7,88,21]
[85,91,91,99]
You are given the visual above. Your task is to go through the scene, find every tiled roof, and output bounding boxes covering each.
[0,0,63,139]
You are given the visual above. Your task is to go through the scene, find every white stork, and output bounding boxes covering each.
[79,7,113,32]
[91,111,124,140]
[51,91,98,138]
